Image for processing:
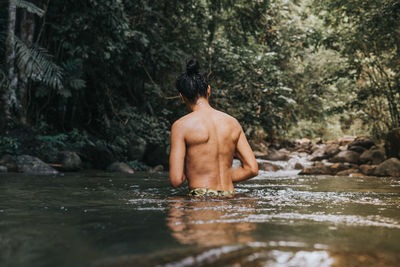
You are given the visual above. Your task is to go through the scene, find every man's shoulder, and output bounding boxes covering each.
[171,113,195,131]
[214,109,241,126]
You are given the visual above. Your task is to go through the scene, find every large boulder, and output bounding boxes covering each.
[294,138,313,154]
[127,137,147,161]
[329,151,360,164]
[373,158,400,177]
[107,162,134,174]
[338,136,356,146]
[359,164,377,176]
[258,162,280,172]
[385,128,400,158]
[359,146,386,165]
[310,148,328,161]
[0,154,17,172]
[16,155,58,175]
[58,151,82,171]
[348,145,367,154]
[259,149,289,161]
[348,136,375,150]
[325,144,341,157]
[0,166,7,173]
[310,144,340,161]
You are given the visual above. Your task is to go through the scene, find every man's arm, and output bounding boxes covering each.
[231,127,258,183]
[169,121,186,187]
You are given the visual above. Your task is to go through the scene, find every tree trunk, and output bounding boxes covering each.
[19,10,36,125]
[4,1,19,122]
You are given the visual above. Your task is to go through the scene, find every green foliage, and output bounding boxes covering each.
[2,0,399,163]
[14,37,64,91]
[0,136,20,155]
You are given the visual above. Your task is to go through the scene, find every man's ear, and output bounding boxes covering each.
[207,85,211,98]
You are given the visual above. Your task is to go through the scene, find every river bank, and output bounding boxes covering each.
[253,129,400,178]
[1,129,400,178]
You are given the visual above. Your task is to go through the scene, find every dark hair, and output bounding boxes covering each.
[175,59,208,103]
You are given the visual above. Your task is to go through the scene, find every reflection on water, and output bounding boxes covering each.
[166,196,257,246]
[1,171,400,266]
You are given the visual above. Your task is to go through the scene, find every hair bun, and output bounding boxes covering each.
[186,59,199,75]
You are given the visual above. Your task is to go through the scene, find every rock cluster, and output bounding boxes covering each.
[254,134,400,178]
[298,135,400,177]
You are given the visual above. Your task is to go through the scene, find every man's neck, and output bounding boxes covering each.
[188,97,211,112]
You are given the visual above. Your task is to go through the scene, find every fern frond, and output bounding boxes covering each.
[14,37,63,90]
[62,59,86,90]
[11,0,45,17]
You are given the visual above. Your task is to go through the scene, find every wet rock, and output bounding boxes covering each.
[385,128,400,158]
[16,155,58,175]
[58,151,82,171]
[259,149,289,161]
[258,162,280,172]
[348,136,375,150]
[0,154,17,172]
[310,148,328,161]
[299,165,332,175]
[107,162,134,174]
[348,145,367,154]
[373,158,400,177]
[329,151,360,164]
[338,136,356,146]
[149,164,164,173]
[336,169,360,176]
[0,166,7,173]
[325,144,341,157]
[330,163,353,173]
[359,164,377,176]
[294,162,304,170]
[310,144,322,154]
[254,150,269,158]
[359,146,386,165]
[128,137,147,161]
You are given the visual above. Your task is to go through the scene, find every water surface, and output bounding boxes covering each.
[1,170,400,266]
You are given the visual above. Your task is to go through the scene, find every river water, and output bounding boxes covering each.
[1,168,400,266]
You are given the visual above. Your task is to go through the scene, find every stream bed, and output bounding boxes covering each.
[1,170,400,266]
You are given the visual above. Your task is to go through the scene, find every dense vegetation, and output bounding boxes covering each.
[1,0,399,167]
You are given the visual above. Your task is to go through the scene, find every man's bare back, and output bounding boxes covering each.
[169,59,258,193]
[169,99,258,191]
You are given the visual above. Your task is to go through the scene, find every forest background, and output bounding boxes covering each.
[1,0,399,169]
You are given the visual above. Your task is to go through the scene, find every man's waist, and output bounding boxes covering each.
[188,188,235,197]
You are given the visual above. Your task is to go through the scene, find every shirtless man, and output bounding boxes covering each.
[169,59,258,197]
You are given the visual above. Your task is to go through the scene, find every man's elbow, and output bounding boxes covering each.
[169,174,184,188]
[170,179,181,188]
[250,162,258,177]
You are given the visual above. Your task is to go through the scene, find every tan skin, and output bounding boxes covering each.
[169,86,258,191]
